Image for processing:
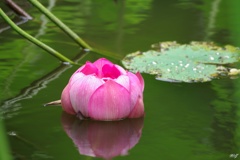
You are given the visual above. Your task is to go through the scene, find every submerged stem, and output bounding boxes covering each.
[0,8,75,65]
[5,0,32,20]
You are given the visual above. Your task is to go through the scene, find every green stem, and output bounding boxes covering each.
[0,119,12,160]
[27,0,93,50]
[0,8,75,65]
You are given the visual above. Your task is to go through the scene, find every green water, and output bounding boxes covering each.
[0,0,240,159]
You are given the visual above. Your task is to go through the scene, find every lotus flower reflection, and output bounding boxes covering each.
[61,112,144,159]
[61,58,144,121]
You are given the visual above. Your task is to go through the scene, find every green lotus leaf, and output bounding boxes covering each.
[122,41,240,82]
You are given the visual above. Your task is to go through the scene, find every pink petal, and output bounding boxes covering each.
[102,64,121,79]
[80,62,98,75]
[127,72,144,110]
[69,75,104,117]
[73,65,85,74]
[114,65,127,75]
[69,72,85,85]
[114,75,130,91]
[136,72,144,91]
[93,58,114,71]
[128,95,144,118]
[61,84,76,114]
[88,80,131,121]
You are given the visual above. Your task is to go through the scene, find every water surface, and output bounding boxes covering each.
[0,0,240,159]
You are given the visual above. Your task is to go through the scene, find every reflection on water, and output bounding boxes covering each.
[81,0,152,33]
[211,80,239,154]
[61,112,144,159]
[0,0,240,159]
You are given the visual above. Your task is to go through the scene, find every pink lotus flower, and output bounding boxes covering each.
[61,112,144,159]
[61,58,144,121]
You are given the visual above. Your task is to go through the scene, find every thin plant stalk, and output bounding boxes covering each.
[0,8,76,65]
[5,0,32,20]
[27,0,123,60]
[27,0,92,50]
[0,119,12,160]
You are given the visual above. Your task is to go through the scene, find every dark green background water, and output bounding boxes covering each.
[0,0,240,159]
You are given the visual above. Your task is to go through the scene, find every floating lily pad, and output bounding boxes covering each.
[122,41,240,82]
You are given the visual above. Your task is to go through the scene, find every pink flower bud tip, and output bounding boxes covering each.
[61,58,144,121]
